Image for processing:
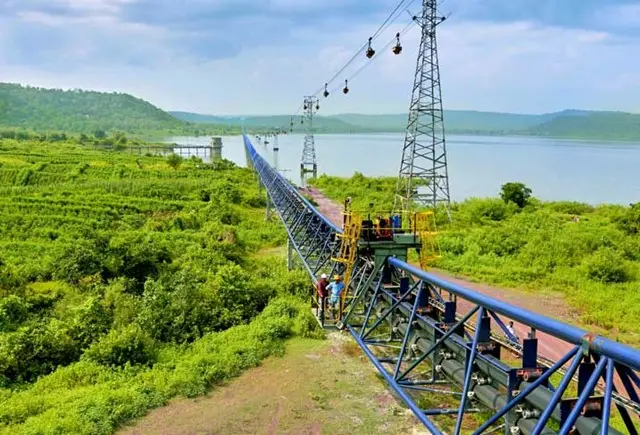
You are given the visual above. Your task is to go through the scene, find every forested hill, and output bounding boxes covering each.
[172,109,640,140]
[527,111,640,141]
[0,83,238,135]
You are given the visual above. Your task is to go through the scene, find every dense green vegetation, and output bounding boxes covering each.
[173,109,640,140]
[310,174,640,345]
[0,138,320,433]
[0,83,239,136]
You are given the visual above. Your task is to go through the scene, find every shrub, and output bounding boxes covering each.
[207,264,271,330]
[137,272,217,343]
[54,243,104,284]
[614,202,640,235]
[456,198,515,223]
[582,248,631,283]
[68,297,113,350]
[0,296,30,332]
[105,235,172,294]
[547,201,594,216]
[166,153,183,170]
[0,319,78,383]
[83,324,156,367]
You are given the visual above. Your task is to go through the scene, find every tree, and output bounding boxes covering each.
[167,153,183,170]
[500,182,532,208]
[615,202,640,235]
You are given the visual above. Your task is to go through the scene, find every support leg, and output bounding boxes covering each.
[287,238,293,271]
[265,191,272,220]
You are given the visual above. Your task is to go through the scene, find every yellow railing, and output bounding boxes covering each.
[332,211,362,291]
[413,211,441,269]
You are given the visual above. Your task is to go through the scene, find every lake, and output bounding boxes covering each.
[165,133,640,205]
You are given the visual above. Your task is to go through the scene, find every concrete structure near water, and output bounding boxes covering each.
[211,137,223,162]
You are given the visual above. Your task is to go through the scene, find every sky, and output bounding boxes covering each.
[0,0,639,115]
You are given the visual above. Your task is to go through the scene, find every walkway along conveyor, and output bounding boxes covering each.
[243,134,640,434]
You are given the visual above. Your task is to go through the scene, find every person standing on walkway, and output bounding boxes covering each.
[507,321,519,343]
[327,275,346,319]
[316,273,329,322]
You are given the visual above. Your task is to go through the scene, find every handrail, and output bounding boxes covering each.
[388,257,640,371]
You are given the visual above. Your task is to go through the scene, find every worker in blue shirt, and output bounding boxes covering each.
[327,275,345,317]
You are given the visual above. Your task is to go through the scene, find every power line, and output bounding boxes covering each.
[281,0,429,133]
[313,0,419,96]
[371,0,417,40]
[326,19,417,96]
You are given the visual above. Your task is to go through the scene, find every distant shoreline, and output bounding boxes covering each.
[165,130,640,144]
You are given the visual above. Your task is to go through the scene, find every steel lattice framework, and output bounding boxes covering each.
[394,0,451,213]
[300,96,319,187]
[244,134,640,434]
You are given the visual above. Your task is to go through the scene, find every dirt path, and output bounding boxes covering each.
[301,186,577,363]
[118,336,425,435]
[301,187,343,228]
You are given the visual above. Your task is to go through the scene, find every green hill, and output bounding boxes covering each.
[170,112,367,134]
[329,111,544,134]
[172,109,640,141]
[526,111,640,140]
[0,83,238,136]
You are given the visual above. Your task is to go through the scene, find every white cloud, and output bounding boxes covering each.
[1,12,639,115]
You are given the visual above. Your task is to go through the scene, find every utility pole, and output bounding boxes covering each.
[300,96,319,187]
[394,0,451,214]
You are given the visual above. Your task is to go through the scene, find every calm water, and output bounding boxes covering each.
[165,134,640,205]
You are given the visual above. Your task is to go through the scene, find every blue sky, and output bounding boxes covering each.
[0,0,638,115]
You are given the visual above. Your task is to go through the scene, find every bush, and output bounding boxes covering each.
[547,201,594,216]
[54,243,104,284]
[83,324,156,367]
[105,235,172,294]
[614,202,640,235]
[0,319,78,383]
[137,272,217,343]
[166,153,182,170]
[455,198,515,223]
[207,264,271,330]
[582,248,631,283]
[68,297,113,350]
[0,296,30,332]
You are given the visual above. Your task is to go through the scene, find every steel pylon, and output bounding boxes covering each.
[394,0,451,213]
[300,96,318,187]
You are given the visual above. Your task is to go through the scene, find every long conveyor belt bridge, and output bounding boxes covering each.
[243,134,640,435]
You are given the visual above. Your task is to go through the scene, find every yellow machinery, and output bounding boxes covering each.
[329,203,441,321]
[331,210,362,294]
[412,211,441,269]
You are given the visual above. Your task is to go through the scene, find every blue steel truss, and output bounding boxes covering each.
[244,135,342,282]
[244,134,640,434]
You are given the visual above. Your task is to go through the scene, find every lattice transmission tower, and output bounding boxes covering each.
[394,0,450,214]
[300,96,319,187]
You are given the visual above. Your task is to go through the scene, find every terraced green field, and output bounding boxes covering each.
[0,138,318,434]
